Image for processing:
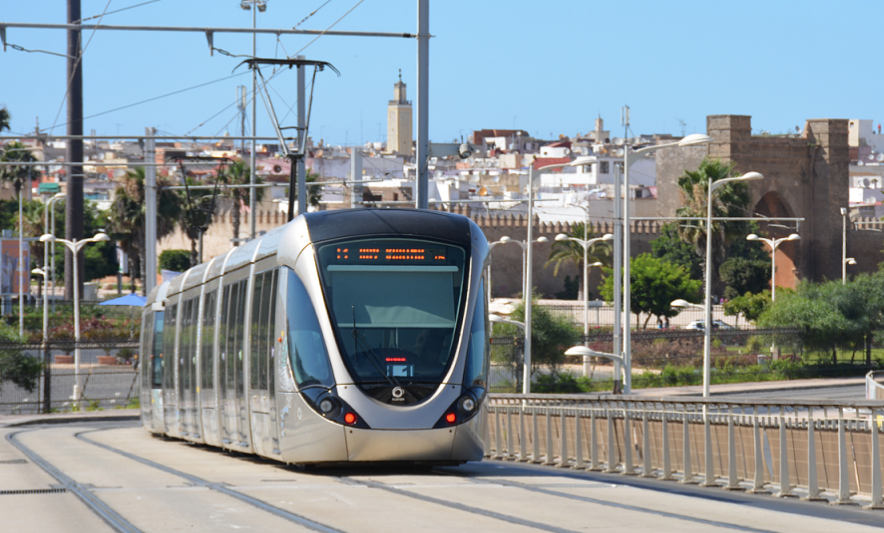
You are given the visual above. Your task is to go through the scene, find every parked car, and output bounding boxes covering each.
[684,320,736,331]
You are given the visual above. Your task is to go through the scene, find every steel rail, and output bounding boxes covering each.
[6,430,143,533]
[75,430,346,533]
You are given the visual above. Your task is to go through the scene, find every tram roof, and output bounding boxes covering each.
[303,208,473,247]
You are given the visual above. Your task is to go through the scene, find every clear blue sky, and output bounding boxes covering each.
[1,1,881,146]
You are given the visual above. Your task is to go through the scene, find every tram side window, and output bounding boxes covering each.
[250,273,264,390]
[234,279,247,396]
[286,268,334,389]
[141,311,151,389]
[463,280,488,389]
[201,290,217,390]
[151,311,164,389]
[162,304,177,391]
[226,282,241,391]
[258,269,273,390]
[267,269,278,394]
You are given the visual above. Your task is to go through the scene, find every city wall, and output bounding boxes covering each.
[158,204,661,299]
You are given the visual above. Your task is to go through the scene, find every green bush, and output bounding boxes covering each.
[159,249,191,272]
[0,321,41,393]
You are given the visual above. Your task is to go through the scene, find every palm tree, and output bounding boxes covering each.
[675,158,753,266]
[545,222,612,300]
[0,141,37,198]
[109,168,182,292]
[217,160,265,245]
[0,107,10,133]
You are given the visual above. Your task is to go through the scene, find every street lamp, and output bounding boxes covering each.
[841,207,849,284]
[614,134,714,394]
[39,231,110,403]
[554,232,613,376]
[46,193,66,303]
[241,0,267,239]
[564,346,623,393]
[746,232,800,301]
[843,258,857,284]
[496,235,548,298]
[523,158,588,394]
[31,268,48,343]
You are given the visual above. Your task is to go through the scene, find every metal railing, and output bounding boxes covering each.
[0,340,140,414]
[485,393,884,507]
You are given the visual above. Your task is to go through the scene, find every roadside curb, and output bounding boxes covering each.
[630,378,866,398]
[0,410,140,428]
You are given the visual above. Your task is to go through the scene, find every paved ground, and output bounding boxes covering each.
[1,417,883,532]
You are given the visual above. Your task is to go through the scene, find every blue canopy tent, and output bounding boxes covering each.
[99,293,147,306]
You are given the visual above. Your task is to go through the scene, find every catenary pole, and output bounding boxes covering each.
[144,127,157,296]
[297,55,306,216]
[249,4,257,239]
[415,0,429,209]
[64,0,84,302]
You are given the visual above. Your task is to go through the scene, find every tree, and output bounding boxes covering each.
[0,320,40,393]
[545,222,612,300]
[756,275,884,363]
[600,254,702,328]
[285,168,324,210]
[109,168,182,292]
[651,222,702,280]
[719,257,771,299]
[723,290,771,323]
[159,250,191,272]
[0,141,37,199]
[0,106,9,133]
[491,295,580,373]
[217,160,265,245]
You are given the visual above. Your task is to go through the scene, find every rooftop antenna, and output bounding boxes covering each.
[676,118,686,137]
[234,56,340,221]
[621,105,632,141]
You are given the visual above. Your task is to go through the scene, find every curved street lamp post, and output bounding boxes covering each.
[554,232,612,376]
[39,232,110,403]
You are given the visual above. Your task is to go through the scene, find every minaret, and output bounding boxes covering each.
[387,70,413,155]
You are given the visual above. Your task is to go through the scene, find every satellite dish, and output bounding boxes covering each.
[864,178,871,187]
[113,169,126,179]
[877,154,883,162]
[97,153,105,161]
[859,160,865,166]
[99,173,108,181]
[501,186,507,193]
[563,148,571,155]
[614,148,625,157]
[478,187,489,197]
[612,137,625,146]
[273,164,282,173]
[492,176,500,183]
[870,154,876,161]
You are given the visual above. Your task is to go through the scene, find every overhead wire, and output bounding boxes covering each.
[74,0,163,23]
[288,0,364,58]
[49,0,114,134]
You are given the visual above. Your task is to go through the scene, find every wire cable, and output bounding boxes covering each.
[289,0,364,58]
[74,0,162,23]
[49,0,113,134]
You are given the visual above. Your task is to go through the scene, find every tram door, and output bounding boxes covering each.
[148,311,165,432]
[248,268,278,458]
[200,289,219,446]
[162,304,179,435]
[220,277,249,448]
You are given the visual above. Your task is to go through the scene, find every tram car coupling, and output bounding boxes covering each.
[139,209,490,465]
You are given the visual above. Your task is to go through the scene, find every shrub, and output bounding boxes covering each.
[159,249,191,272]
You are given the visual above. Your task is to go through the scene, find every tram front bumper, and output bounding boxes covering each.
[345,426,479,462]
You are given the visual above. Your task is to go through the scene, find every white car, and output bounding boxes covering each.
[685,320,736,331]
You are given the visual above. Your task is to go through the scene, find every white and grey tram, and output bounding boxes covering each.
[139,209,490,464]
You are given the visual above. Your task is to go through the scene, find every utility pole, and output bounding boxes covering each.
[249,3,258,239]
[144,127,157,296]
[415,0,429,209]
[64,0,84,301]
[297,55,306,216]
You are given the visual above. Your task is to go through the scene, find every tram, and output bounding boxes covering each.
[139,209,490,464]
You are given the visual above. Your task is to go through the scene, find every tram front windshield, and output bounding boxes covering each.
[317,238,467,385]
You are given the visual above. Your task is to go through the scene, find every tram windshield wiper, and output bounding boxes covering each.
[351,306,399,387]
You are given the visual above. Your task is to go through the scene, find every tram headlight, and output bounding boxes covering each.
[319,398,335,414]
[458,396,476,413]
